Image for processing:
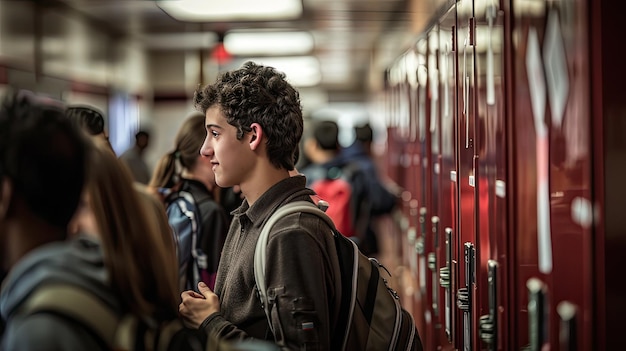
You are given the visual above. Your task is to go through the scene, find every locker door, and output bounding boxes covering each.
[415,37,438,350]
[473,0,508,350]
[389,60,426,337]
[509,1,593,350]
[508,4,545,347]
[438,4,460,349]
[591,2,626,350]
[433,10,456,350]
[384,77,403,187]
[542,2,593,350]
[456,0,479,349]
[428,28,441,330]
[405,63,425,338]
[427,25,447,351]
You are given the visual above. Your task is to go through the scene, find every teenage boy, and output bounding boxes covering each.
[0,90,117,349]
[179,62,343,350]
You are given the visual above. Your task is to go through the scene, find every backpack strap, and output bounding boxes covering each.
[254,201,335,334]
[171,189,206,290]
[20,284,195,351]
[20,284,125,348]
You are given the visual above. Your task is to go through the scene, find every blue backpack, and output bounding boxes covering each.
[165,190,207,292]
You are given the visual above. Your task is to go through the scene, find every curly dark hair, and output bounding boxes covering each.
[194,61,303,170]
[0,89,88,228]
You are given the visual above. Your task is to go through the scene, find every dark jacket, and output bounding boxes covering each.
[0,236,122,351]
[337,142,398,255]
[338,141,396,216]
[202,175,343,350]
[179,178,229,284]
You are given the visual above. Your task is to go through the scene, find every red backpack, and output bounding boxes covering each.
[310,163,371,240]
[310,177,355,237]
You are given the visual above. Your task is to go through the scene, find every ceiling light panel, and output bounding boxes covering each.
[236,56,321,87]
[157,0,303,21]
[224,31,314,56]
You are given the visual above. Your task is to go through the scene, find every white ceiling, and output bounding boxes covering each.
[54,0,418,100]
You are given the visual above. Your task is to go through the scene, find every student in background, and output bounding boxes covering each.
[342,123,398,215]
[300,120,368,242]
[120,130,152,184]
[300,120,343,187]
[337,123,398,255]
[179,62,343,349]
[149,112,229,291]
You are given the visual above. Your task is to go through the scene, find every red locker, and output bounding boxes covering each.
[433,6,458,350]
[509,1,593,349]
[590,2,626,350]
[473,1,509,350]
[456,0,480,349]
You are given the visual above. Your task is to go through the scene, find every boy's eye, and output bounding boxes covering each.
[211,130,219,138]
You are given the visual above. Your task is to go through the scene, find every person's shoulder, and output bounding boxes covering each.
[118,146,138,159]
[197,197,228,223]
[3,312,107,351]
[269,202,331,238]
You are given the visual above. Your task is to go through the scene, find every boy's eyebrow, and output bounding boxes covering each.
[206,123,223,129]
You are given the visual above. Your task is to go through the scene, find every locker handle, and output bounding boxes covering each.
[414,236,425,255]
[557,301,577,351]
[479,260,498,350]
[430,216,440,317]
[527,278,548,351]
[441,227,454,341]
[419,207,427,240]
[428,252,438,317]
[432,216,440,248]
[457,242,475,350]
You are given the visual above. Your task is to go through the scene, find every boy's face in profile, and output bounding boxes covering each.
[201,106,255,189]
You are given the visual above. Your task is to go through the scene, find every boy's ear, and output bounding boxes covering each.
[249,123,264,150]
[0,177,13,220]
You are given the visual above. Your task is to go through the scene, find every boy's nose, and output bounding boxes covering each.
[200,138,213,156]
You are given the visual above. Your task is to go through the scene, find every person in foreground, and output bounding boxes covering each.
[70,137,183,323]
[0,89,98,349]
[179,61,343,350]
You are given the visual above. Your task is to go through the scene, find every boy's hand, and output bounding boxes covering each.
[179,282,220,329]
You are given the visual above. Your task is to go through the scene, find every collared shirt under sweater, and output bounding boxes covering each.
[202,175,343,351]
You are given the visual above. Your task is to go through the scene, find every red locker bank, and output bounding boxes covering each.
[378,0,626,350]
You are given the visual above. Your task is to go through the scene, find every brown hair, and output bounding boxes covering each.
[149,113,206,190]
[86,138,179,321]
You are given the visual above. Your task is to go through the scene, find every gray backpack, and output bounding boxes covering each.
[21,284,279,351]
[20,284,204,351]
[254,201,424,351]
